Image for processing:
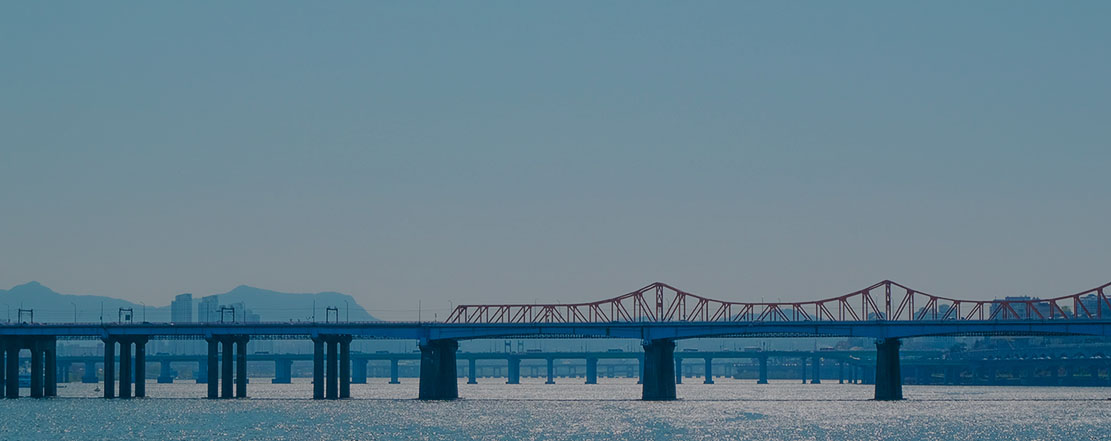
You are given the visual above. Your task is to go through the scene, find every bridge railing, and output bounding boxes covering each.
[444,280,1111,324]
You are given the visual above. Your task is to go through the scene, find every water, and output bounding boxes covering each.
[2,379,1110,440]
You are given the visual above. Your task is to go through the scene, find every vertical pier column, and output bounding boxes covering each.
[467,358,477,384]
[874,338,903,400]
[507,357,520,384]
[585,357,598,384]
[312,337,325,399]
[83,361,99,383]
[134,337,147,398]
[545,358,555,384]
[641,339,677,401]
[810,356,821,384]
[758,356,768,384]
[45,337,58,397]
[235,336,248,398]
[119,339,132,398]
[30,339,44,398]
[703,358,714,384]
[351,358,367,384]
[339,336,351,399]
[7,341,21,398]
[158,360,175,383]
[674,357,683,384]
[418,339,459,400]
[221,337,233,399]
[326,338,339,399]
[0,344,5,394]
[102,338,116,399]
[205,338,219,398]
[273,359,293,384]
[389,358,400,384]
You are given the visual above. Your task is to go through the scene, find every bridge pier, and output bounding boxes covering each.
[158,360,175,383]
[119,338,132,399]
[206,338,219,398]
[134,337,147,398]
[312,337,325,399]
[467,358,477,384]
[874,338,902,400]
[273,359,293,384]
[221,337,233,398]
[389,358,400,384]
[44,337,58,397]
[507,357,520,384]
[585,357,598,384]
[546,358,555,384]
[339,336,351,399]
[82,360,98,383]
[641,339,676,401]
[418,339,458,400]
[758,356,768,384]
[352,358,367,384]
[103,338,116,398]
[811,356,821,384]
[235,336,248,398]
[703,358,714,384]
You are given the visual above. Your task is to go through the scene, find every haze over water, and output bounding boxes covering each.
[3,380,1109,440]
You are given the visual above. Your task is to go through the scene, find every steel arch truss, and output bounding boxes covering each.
[444,280,1111,324]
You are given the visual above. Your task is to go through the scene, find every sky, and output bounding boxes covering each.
[1,2,1109,320]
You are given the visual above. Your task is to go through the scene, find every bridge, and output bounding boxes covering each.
[2,280,1110,401]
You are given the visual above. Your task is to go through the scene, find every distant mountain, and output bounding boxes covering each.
[0,281,377,323]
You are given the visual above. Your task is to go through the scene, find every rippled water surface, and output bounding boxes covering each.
[2,379,1110,440]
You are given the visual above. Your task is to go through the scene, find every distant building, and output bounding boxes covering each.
[222,301,261,323]
[171,293,193,323]
[198,295,219,323]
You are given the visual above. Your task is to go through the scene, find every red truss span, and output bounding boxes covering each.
[445,280,1111,324]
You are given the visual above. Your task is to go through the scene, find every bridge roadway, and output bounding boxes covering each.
[3,319,1111,401]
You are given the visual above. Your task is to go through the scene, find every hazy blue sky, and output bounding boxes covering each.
[2,2,1109,319]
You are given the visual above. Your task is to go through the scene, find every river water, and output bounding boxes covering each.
[1,379,1109,440]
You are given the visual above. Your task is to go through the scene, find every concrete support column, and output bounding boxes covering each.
[44,338,58,397]
[6,343,21,398]
[82,361,98,383]
[389,359,400,384]
[119,339,133,398]
[158,360,175,383]
[30,340,44,398]
[546,358,555,384]
[273,359,293,384]
[103,338,116,399]
[811,356,821,384]
[339,336,351,399]
[221,337,233,399]
[586,357,598,384]
[418,339,458,400]
[467,358,477,384]
[351,358,367,384]
[206,338,219,399]
[312,337,324,399]
[641,339,677,401]
[134,337,146,398]
[874,338,903,401]
[235,336,248,398]
[703,358,714,384]
[758,356,768,384]
[326,338,339,399]
[197,359,208,384]
[507,357,520,384]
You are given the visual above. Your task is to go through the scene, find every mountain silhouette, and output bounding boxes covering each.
[0,281,377,323]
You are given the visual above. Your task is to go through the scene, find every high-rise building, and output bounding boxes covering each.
[171,293,193,323]
[198,295,219,323]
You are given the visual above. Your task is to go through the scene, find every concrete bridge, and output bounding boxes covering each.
[3,279,1110,401]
